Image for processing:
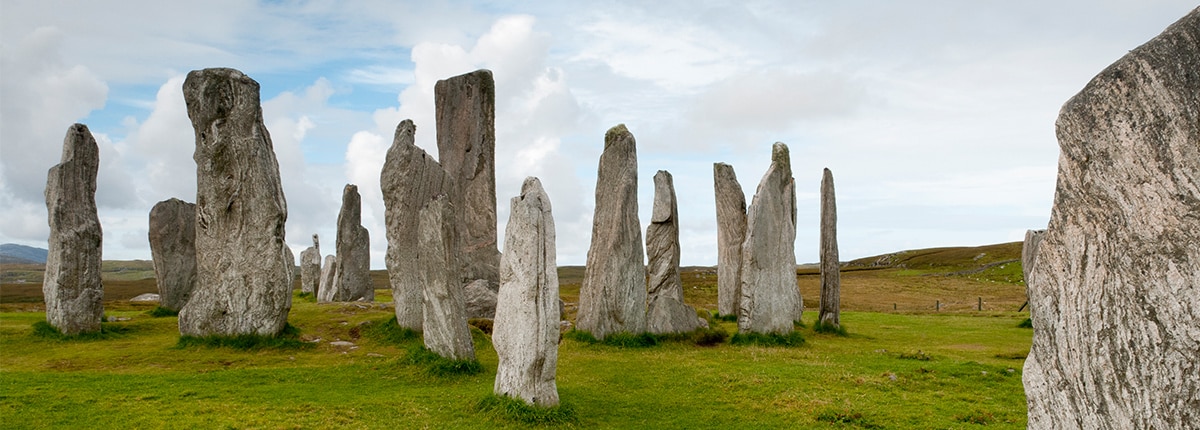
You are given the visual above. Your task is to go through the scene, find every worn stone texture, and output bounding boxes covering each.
[646,171,704,334]
[179,68,292,337]
[331,184,372,302]
[713,163,747,318]
[299,234,321,295]
[419,195,476,361]
[43,123,104,335]
[818,168,840,328]
[465,279,498,319]
[435,70,500,287]
[493,177,560,407]
[577,124,647,339]
[284,245,296,288]
[148,198,197,312]
[381,119,456,330]
[738,143,802,334]
[317,255,338,303]
[1021,229,1044,287]
[1024,9,1200,429]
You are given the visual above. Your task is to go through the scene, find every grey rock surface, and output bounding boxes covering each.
[465,279,498,319]
[148,198,197,312]
[493,177,560,407]
[331,184,372,302]
[645,170,703,334]
[1021,229,1044,288]
[381,119,455,330]
[577,124,647,339]
[419,194,476,361]
[818,168,840,329]
[179,68,292,337]
[43,123,104,335]
[130,293,161,302]
[1023,9,1200,429]
[738,143,802,334]
[299,234,321,295]
[435,70,500,287]
[317,255,337,303]
[713,163,747,318]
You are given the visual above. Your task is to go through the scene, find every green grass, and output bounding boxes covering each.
[145,306,179,317]
[730,330,807,347]
[404,345,485,377]
[813,320,849,336]
[30,320,133,341]
[476,394,579,426]
[175,323,311,351]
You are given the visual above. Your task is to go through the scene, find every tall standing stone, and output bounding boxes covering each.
[1021,229,1044,288]
[381,119,455,330]
[330,184,372,302]
[179,68,291,337]
[299,234,321,295]
[317,255,337,303]
[577,124,647,340]
[43,123,103,335]
[419,194,475,361]
[818,168,840,329]
[1024,9,1200,429]
[435,69,500,287]
[645,170,703,334]
[738,143,801,334]
[714,163,747,317]
[148,198,197,312]
[493,177,560,407]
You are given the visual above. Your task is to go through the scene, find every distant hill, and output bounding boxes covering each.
[0,244,48,265]
[845,241,1023,271]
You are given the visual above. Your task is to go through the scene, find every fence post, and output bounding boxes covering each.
[978,297,982,311]
[936,300,940,312]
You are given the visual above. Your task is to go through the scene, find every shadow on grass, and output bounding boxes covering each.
[812,321,849,336]
[1017,317,1033,328]
[295,292,317,303]
[564,326,731,348]
[31,320,133,341]
[145,307,179,318]
[476,394,578,427]
[404,345,484,377]
[361,316,420,346]
[730,330,806,347]
[175,323,313,351]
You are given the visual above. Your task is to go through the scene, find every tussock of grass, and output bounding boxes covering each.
[295,292,316,302]
[730,330,805,347]
[145,307,178,317]
[712,313,738,323]
[31,320,132,341]
[476,394,578,426]
[897,350,933,361]
[1017,317,1033,328]
[404,345,483,376]
[360,316,420,345]
[175,323,311,351]
[567,326,731,347]
[815,408,881,429]
[468,318,493,335]
[813,321,849,336]
[956,410,996,425]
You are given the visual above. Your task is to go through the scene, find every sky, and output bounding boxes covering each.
[1,1,1196,268]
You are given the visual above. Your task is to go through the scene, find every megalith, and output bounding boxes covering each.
[330,184,372,302]
[43,123,104,335]
[493,177,560,407]
[148,198,197,312]
[646,170,704,334]
[435,69,500,287]
[1021,229,1044,287]
[419,194,475,361]
[381,119,455,330]
[299,234,321,296]
[1023,9,1200,429]
[577,124,647,339]
[317,255,337,303]
[738,143,802,334]
[465,279,498,320]
[713,162,747,318]
[818,168,840,329]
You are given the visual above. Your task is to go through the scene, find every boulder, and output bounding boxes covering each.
[43,123,104,335]
[419,194,475,361]
[299,234,321,295]
[738,143,802,334]
[317,255,338,303]
[148,198,197,312]
[465,279,498,319]
[493,177,560,407]
[713,162,747,318]
[130,293,161,303]
[645,170,703,334]
[331,184,372,302]
[818,168,840,329]
[1024,9,1200,429]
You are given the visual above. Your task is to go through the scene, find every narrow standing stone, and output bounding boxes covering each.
[179,68,291,337]
[493,177,560,407]
[331,184,372,302]
[738,143,802,334]
[299,234,321,296]
[818,168,840,329]
[148,198,197,312]
[317,255,337,303]
[419,194,475,361]
[646,170,703,334]
[1021,229,1044,288]
[577,124,647,340]
[713,162,747,317]
[43,123,103,335]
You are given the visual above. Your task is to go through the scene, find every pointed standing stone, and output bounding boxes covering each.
[148,198,197,313]
[179,68,291,337]
[1024,9,1200,429]
[43,123,103,335]
[299,234,321,295]
[646,170,704,334]
[713,163,747,317]
[330,184,372,302]
[577,124,647,340]
[818,168,840,329]
[493,177,560,407]
[435,69,500,288]
[317,255,337,303]
[738,143,801,335]
[419,195,475,361]
[381,119,456,330]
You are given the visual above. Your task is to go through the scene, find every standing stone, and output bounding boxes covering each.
[645,170,703,334]
[1024,9,1200,429]
[317,255,337,303]
[284,245,296,288]
[148,198,197,312]
[464,279,498,319]
[43,123,103,335]
[1021,229,1044,287]
[493,177,560,407]
[435,69,500,288]
[330,184,372,302]
[381,119,455,330]
[738,143,802,334]
[419,194,475,361]
[299,234,321,295]
[714,163,747,317]
[577,124,647,340]
[179,68,291,337]
[818,168,840,329]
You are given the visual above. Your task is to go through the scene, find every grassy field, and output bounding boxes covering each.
[0,242,1031,428]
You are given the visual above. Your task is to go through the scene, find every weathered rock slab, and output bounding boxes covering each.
[419,194,476,361]
[738,143,802,334]
[465,279,498,319]
[43,123,104,335]
[299,234,321,295]
[331,184,372,302]
[646,170,703,334]
[317,255,338,303]
[818,168,840,328]
[713,162,747,318]
[149,198,197,312]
